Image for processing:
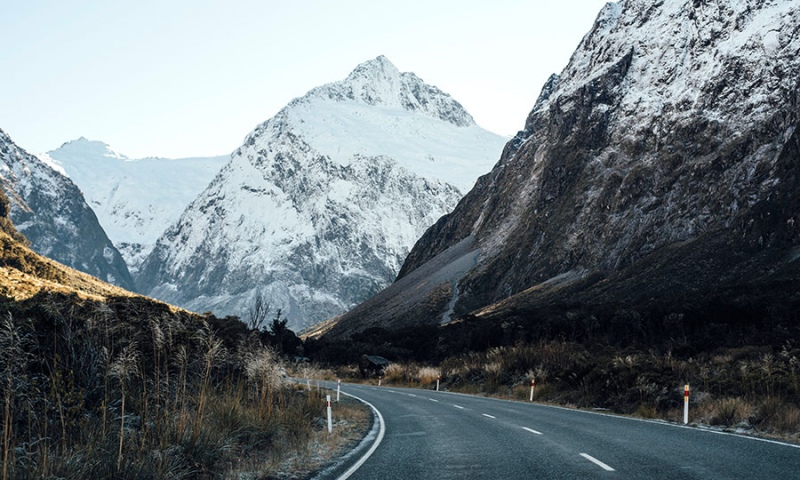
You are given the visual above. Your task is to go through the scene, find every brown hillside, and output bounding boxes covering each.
[0,228,142,300]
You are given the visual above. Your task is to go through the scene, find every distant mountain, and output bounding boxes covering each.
[41,138,228,274]
[0,129,135,290]
[137,56,507,330]
[321,0,800,340]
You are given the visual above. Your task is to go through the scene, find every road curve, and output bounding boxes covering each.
[315,382,800,480]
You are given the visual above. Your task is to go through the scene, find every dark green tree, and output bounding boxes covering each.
[263,310,301,356]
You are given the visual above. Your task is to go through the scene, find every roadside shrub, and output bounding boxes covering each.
[709,398,749,426]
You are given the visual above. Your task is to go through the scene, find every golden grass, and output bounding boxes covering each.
[0,231,186,314]
[300,316,339,340]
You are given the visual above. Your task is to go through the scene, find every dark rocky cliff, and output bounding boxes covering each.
[321,0,800,341]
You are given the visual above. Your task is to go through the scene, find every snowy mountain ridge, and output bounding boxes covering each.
[137,56,507,329]
[42,138,228,273]
[300,55,475,127]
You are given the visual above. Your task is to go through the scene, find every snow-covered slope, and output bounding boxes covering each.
[137,56,507,330]
[286,55,499,192]
[0,129,134,290]
[42,139,227,273]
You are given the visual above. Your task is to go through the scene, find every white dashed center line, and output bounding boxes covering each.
[453,404,465,409]
[522,427,542,435]
[580,453,615,471]
[482,414,496,419]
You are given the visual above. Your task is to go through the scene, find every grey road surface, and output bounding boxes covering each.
[315,382,800,480]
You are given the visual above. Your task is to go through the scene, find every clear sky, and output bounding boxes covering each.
[1,0,611,159]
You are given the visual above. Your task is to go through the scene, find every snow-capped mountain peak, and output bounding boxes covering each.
[297,55,475,128]
[60,137,129,159]
[137,56,507,329]
[341,55,404,104]
[248,55,500,193]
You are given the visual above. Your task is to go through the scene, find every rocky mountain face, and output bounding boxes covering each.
[42,139,228,274]
[0,129,135,290]
[322,0,800,340]
[136,56,507,330]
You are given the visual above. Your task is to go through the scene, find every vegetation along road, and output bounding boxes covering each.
[316,382,800,479]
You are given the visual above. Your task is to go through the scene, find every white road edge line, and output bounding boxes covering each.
[482,414,496,419]
[336,391,386,480]
[535,403,800,450]
[522,427,542,435]
[453,404,465,409]
[580,453,615,472]
[402,383,800,450]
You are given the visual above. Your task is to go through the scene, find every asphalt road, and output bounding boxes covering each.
[314,382,800,480]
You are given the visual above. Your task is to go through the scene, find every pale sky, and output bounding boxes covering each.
[1,0,611,159]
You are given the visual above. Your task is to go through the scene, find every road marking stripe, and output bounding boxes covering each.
[580,453,615,471]
[407,393,417,397]
[389,384,799,450]
[482,414,496,419]
[453,404,465,409]
[428,398,439,402]
[387,390,397,393]
[536,402,800,450]
[522,427,542,435]
[336,391,386,480]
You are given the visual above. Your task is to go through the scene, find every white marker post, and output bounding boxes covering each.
[378,377,382,386]
[436,375,440,392]
[337,379,341,402]
[683,384,690,424]
[326,395,333,433]
[530,379,535,402]
[306,378,311,391]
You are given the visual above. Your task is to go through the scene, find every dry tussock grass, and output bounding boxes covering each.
[380,363,441,388]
